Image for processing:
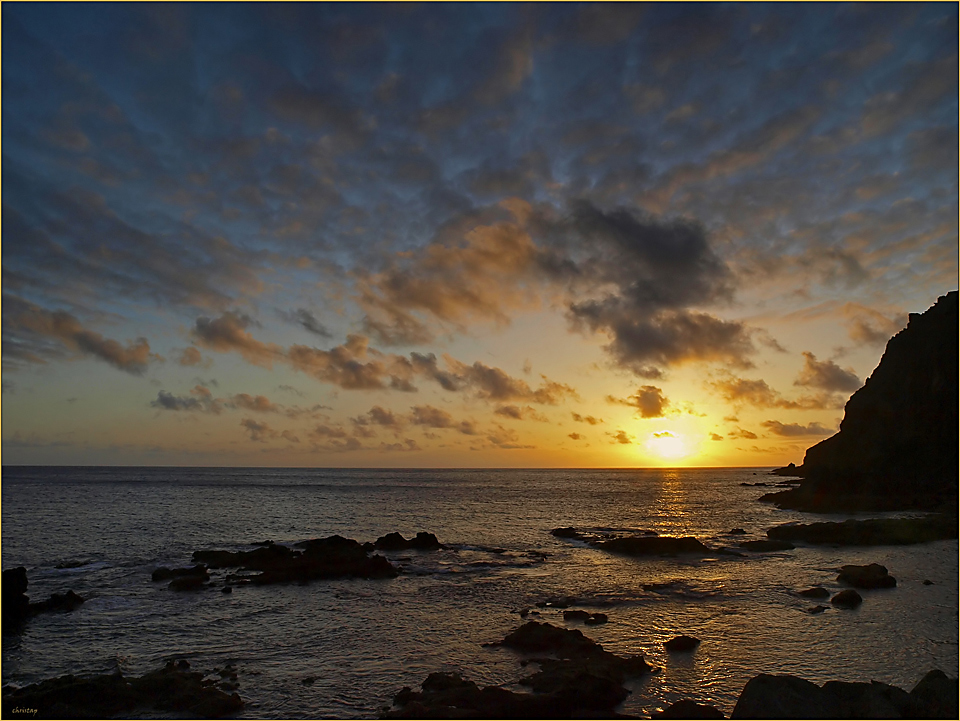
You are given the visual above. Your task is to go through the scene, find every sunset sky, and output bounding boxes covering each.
[3,2,957,467]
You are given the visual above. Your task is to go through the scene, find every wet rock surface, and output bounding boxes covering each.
[797,586,830,599]
[766,516,957,546]
[2,567,85,632]
[368,531,444,551]
[664,635,701,652]
[730,670,957,719]
[654,699,725,719]
[1,659,244,719]
[837,563,897,589]
[192,534,400,584]
[551,528,714,556]
[830,589,863,609]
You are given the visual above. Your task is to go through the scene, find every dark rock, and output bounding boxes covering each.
[221,586,233,594]
[598,536,711,556]
[738,540,795,552]
[584,613,608,626]
[761,292,958,513]
[192,535,399,585]
[655,699,725,719]
[798,586,830,599]
[301,676,317,686]
[664,635,700,652]
[550,527,580,538]
[519,607,530,617]
[169,575,208,592]
[923,579,934,585]
[563,610,591,621]
[28,590,85,614]
[728,528,747,535]
[806,605,828,614]
[152,564,209,582]
[0,659,243,719]
[2,566,30,629]
[373,531,444,551]
[731,674,834,719]
[771,463,804,477]
[501,621,600,656]
[910,669,959,719]
[821,679,913,718]
[536,595,578,609]
[837,563,896,589]
[830,589,863,608]
[766,516,957,546]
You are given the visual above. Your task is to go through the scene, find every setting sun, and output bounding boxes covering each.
[646,431,689,460]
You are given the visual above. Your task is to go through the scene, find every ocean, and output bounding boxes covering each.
[2,466,957,718]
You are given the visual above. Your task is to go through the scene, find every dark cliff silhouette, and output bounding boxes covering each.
[764,291,958,512]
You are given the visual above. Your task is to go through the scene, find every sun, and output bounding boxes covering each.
[646,430,689,460]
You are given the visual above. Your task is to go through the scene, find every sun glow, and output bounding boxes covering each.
[646,431,689,461]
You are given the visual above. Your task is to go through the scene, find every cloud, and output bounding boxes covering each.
[444,357,579,404]
[606,385,669,418]
[229,393,282,413]
[568,432,583,440]
[279,308,332,338]
[353,405,404,432]
[281,430,300,443]
[287,335,416,391]
[709,432,723,441]
[240,418,277,442]
[193,312,283,367]
[571,412,603,425]
[177,347,208,367]
[379,439,422,452]
[610,429,634,445]
[794,352,861,392]
[151,385,223,414]
[6,298,160,375]
[728,428,758,440]
[494,405,548,422]
[409,405,478,435]
[761,420,833,437]
[709,374,846,410]
[310,424,350,439]
[484,424,535,449]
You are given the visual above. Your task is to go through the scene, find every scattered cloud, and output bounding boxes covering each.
[279,308,332,338]
[609,429,635,445]
[151,385,223,414]
[606,385,669,418]
[761,419,834,437]
[571,412,603,425]
[728,427,758,440]
[794,352,861,392]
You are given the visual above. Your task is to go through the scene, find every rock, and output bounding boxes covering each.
[373,531,444,551]
[728,528,747,535]
[664,635,700,652]
[550,527,580,538]
[221,586,233,594]
[655,700,725,719]
[761,292,958,513]
[766,516,957,546]
[536,595,578,609]
[519,607,530,617]
[501,621,600,656]
[584,613,608,625]
[821,680,913,718]
[2,566,30,629]
[771,463,804,477]
[0,659,244,718]
[830,589,863,608]
[192,535,399,585]
[731,674,834,719]
[563,610,591,621]
[837,563,896,589]
[798,587,830,599]
[910,669,959,719]
[806,605,828,614]
[301,676,317,686]
[598,536,711,556]
[738,540,795,552]
[28,590,85,614]
[152,565,209,582]
[923,579,934,585]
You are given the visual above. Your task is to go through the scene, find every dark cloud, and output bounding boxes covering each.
[379,439,422,453]
[568,432,583,440]
[728,428,758,440]
[761,420,833,437]
[483,425,536,450]
[610,429,634,445]
[229,393,282,413]
[193,312,282,367]
[279,308,333,338]
[571,412,603,425]
[606,386,669,418]
[5,297,160,375]
[709,432,723,441]
[409,405,478,435]
[709,374,846,410]
[240,418,277,442]
[177,347,207,367]
[353,405,403,432]
[794,352,861,392]
[444,358,579,404]
[494,405,548,422]
[151,386,223,414]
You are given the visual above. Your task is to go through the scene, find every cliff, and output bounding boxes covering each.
[763,291,958,512]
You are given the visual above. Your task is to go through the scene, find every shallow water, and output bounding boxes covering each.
[2,466,957,717]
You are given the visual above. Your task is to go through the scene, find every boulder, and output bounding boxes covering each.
[910,669,959,719]
[766,516,956,546]
[830,589,863,608]
[563,610,591,622]
[664,635,701,652]
[169,576,207,592]
[821,680,913,718]
[2,566,30,629]
[655,700,725,719]
[373,532,444,551]
[584,613,608,626]
[152,565,209,582]
[837,563,896,589]
[598,536,711,556]
[731,674,834,719]
[806,605,828,614]
[501,621,600,656]
[29,590,85,614]
[728,528,747,535]
[798,587,830,599]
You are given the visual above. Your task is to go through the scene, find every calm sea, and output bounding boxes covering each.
[2,466,957,718]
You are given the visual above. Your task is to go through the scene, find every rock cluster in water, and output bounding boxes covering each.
[765,515,957,546]
[551,527,714,556]
[763,291,958,513]
[385,621,653,718]
[0,659,243,719]
[1,566,85,632]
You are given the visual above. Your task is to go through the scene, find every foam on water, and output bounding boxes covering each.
[2,466,957,717]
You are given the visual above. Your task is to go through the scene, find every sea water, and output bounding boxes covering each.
[2,466,957,718]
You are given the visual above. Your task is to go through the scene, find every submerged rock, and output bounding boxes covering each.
[798,587,830,599]
[28,590,85,614]
[371,531,444,551]
[830,589,863,608]
[192,535,399,585]
[806,605,828,614]
[837,563,897,589]
[2,566,30,629]
[738,540,795,552]
[562,610,608,625]
[766,516,957,546]
[1,659,244,719]
[664,635,701,652]
[152,564,209,582]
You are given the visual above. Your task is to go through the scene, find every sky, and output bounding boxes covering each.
[2,2,957,468]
